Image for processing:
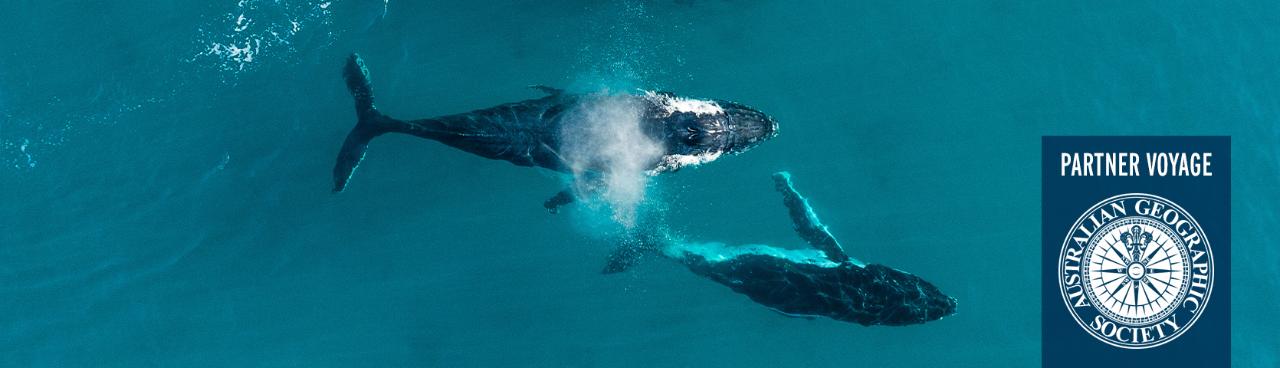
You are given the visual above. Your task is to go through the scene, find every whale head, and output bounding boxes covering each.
[858,264,959,325]
[644,92,778,173]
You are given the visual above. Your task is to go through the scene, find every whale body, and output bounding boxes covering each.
[331,54,778,210]
[608,172,958,326]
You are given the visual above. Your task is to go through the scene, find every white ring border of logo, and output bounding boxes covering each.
[1057,192,1214,349]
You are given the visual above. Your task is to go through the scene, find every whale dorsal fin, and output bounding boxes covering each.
[529,85,564,96]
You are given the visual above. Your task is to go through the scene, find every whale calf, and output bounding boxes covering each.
[609,172,957,326]
[332,54,778,211]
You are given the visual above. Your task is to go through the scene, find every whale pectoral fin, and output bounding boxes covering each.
[771,171,853,264]
[543,188,575,214]
[542,173,599,214]
[529,85,564,96]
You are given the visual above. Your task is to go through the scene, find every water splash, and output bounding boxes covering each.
[560,94,663,227]
[559,0,686,229]
[192,0,337,77]
[571,0,680,91]
[17,139,35,168]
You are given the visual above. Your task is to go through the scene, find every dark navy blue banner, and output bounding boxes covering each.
[1042,137,1230,367]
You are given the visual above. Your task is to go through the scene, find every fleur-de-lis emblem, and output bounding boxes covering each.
[1119,225,1152,262]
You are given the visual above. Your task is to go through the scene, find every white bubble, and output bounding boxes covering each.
[559,94,664,227]
[192,0,338,77]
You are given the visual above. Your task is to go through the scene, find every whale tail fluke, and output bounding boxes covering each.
[334,53,391,193]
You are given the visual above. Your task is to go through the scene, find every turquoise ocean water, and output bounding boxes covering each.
[2,1,1277,366]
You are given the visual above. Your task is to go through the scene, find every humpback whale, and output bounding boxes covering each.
[332,54,778,211]
[608,172,957,326]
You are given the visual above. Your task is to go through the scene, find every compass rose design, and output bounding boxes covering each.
[1058,193,1213,349]
[1082,219,1190,327]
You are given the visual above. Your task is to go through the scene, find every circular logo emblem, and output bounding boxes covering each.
[1058,193,1214,349]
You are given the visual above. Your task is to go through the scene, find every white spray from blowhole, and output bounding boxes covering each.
[559,93,663,228]
[560,0,685,231]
